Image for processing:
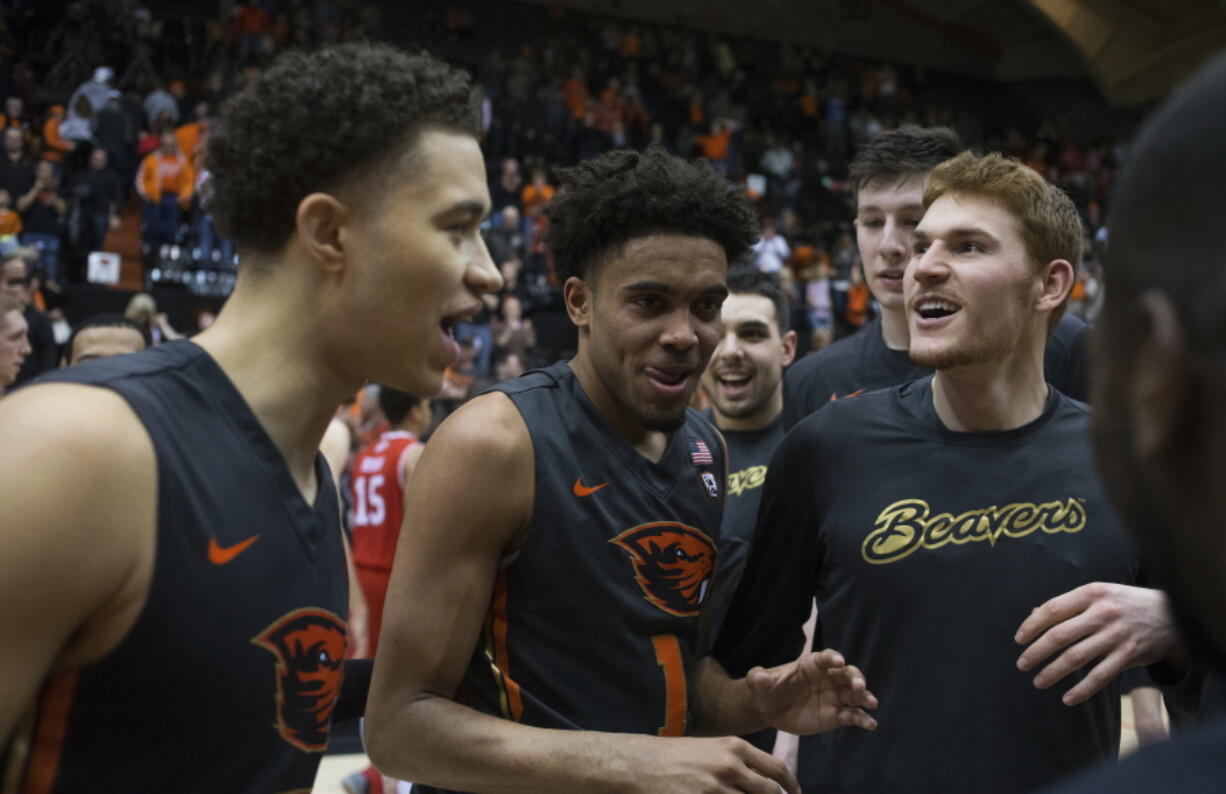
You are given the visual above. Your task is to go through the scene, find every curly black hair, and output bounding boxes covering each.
[543,147,758,284]
[207,43,476,256]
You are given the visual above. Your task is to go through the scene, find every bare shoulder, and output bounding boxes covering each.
[0,383,157,728]
[406,391,534,544]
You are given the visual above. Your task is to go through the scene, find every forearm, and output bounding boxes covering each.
[690,655,763,737]
[366,691,646,793]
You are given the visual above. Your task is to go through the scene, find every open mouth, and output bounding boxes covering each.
[646,366,694,395]
[914,297,961,321]
[715,372,751,397]
[878,268,905,284]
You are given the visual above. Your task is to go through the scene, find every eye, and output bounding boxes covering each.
[633,295,663,311]
[695,297,724,318]
[914,241,930,255]
[740,329,767,341]
[860,218,884,229]
[903,217,922,228]
[959,241,985,254]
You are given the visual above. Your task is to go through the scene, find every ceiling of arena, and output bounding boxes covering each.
[524,0,1226,104]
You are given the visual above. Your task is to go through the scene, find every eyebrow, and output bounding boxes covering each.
[857,202,925,214]
[433,199,488,223]
[914,226,1000,244]
[623,281,729,300]
[734,319,771,331]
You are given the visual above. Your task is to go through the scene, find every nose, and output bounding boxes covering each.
[660,307,699,351]
[880,218,909,265]
[466,235,502,296]
[909,241,949,286]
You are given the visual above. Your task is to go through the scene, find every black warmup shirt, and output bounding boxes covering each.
[716,377,1137,794]
[417,362,726,794]
[782,313,1091,430]
[1039,712,1226,793]
[14,340,349,793]
[702,412,785,636]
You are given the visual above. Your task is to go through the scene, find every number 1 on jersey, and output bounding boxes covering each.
[651,634,686,736]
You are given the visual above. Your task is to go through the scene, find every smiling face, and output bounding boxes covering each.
[571,234,728,433]
[702,292,796,430]
[906,192,1045,370]
[855,174,927,314]
[338,130,502,395]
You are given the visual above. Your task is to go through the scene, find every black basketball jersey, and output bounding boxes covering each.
[782,313,1091,430]
[420,362,725,794]
[12,340,348,794]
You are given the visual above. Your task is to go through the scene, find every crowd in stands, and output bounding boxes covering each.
[0,0,1120,394]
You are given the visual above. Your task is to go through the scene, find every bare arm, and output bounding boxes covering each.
[0,385,155,742]
[365,394,804,794]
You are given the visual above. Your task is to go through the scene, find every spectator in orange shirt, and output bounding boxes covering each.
[235,0,271,63]
[520,168,554,217]
[562,68,588,120]
[136,131,195,251]
[175,102,210,163]
[0,190,21,236]
[40,106,74,165]
[695,119,733,174]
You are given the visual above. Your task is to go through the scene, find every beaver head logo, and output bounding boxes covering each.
[252,608,347,752]
[610,522,717,617]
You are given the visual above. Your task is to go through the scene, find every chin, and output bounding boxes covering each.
[909,339,978,370]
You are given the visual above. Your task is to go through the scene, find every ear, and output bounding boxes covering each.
[780,329,798,367]
[295,192,350,275]
[1036,258,1075,315]
[1128,290,1186,460]
[563,276,592,330]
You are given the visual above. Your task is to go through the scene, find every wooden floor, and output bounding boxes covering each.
[311,696,1155,792]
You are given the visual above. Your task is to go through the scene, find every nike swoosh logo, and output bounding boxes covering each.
[828,388,866,403]
[208,534,262,565]
[573,478,608,497]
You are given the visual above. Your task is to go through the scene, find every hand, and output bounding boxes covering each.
[619,734,801,794]
[747,648,878,735]
[1014,583,1180,705]
[108,214,121,231]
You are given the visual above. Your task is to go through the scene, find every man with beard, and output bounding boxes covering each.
[782,126,1090,429]
[700,266,797,634]
[1038,52,1226,794]
[366,148,877,794]
[717,152,1138,794]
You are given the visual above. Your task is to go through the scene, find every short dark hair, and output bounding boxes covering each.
[543,147,758,284]
[207,43,477,259]
[66,313,151,360]
[726,265,790,333]
[848,126,962,209]
[1104,52,1226,359]
[378,385,426,427]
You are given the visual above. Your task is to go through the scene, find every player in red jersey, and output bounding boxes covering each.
[349,387,431,654]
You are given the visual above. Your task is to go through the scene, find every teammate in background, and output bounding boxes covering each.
[700,266,796,634]
[0,292,30,394]
[366,147,876,794]
[717,153,1138,793]
[350,387,430,654]
[1038,50,1226,794]
[61,314,150,366]
[782,126,1091,430]
[0,43,500,792]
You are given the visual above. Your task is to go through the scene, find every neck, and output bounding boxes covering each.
[712,390,782,433]
[192,269,359,499]
[880,306,909,350]
[929,339,1049,432]
[569,351,670,462]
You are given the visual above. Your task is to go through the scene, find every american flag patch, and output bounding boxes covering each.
[689,440,713,466]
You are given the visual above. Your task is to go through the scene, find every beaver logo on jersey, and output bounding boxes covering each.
[252,608,347,752]
[610,522,717,617]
